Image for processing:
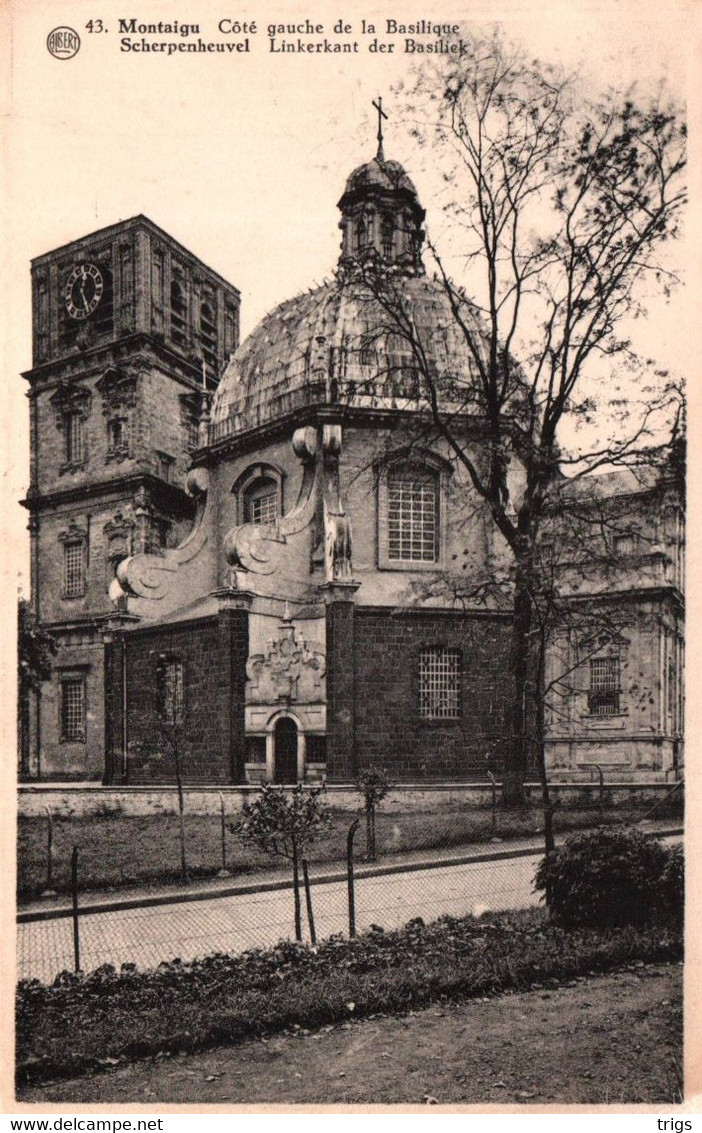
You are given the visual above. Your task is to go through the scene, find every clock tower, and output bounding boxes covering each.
[21,216,240,781]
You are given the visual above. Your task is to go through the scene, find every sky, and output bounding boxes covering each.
[1,0,697,598]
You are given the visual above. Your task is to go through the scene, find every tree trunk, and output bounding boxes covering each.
[534,629,555,855]
[291,837,302,942]
[503,557,543,808]
[502,571,533,806]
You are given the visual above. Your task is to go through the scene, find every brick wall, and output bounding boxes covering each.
[123,613,247,783]
[353,608,511,778]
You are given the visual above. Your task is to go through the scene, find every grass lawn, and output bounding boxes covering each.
[18,800,682,901]
[16,906,683,1090]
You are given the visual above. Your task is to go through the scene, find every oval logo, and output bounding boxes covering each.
[47,27,81,59]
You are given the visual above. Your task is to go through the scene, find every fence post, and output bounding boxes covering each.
[42,805,56,896]
[347,818,360,938]
[487,772,498,837]
[217,792,231,877]
[301,858,316,945]
[71,845,80,973]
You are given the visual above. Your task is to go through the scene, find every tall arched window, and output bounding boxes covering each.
[378,454,448,570]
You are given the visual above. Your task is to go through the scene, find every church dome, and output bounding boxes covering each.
[209,274,486,438]
[342,156,420,199]
[207,140,487,442]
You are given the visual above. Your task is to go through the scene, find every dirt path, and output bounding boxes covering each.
[18,962,682,1106]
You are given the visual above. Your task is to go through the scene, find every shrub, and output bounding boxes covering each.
[658,843,684,921]
[534,826,679,927]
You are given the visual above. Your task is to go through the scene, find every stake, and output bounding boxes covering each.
[42,805,56,895]
[71,845,80,972]
[487,771,497,836]
[347,818,360,938]
[302,858,316,945]
[217,792,231,877]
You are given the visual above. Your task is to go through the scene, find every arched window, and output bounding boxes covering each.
[245,476,279,525]
[378,454,448,570]
[232,463,285,527]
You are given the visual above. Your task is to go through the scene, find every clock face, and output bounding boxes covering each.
[64,263,104,320]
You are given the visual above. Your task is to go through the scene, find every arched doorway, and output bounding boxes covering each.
[273,717,298,784]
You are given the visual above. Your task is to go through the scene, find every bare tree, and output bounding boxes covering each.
[354,32,685,804]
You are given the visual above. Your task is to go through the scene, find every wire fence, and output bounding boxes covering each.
[18,780,684,903]
[17,781,683,987]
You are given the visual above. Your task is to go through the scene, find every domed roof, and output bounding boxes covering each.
[209,275,487,439]
[342,156,420,200]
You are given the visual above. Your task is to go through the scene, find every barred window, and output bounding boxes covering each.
[65,412,84,464]
[614,533,637,557]
[589,656,620,716]
[159,659,185,726]
[388,471,438,562]
[60,678,85,742]
[419,647,461,719]
[245,477,279,525]
[63,542,85,597]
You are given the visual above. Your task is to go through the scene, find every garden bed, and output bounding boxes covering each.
[17,906,683,1088]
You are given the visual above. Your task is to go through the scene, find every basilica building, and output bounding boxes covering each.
[20,138,684,786]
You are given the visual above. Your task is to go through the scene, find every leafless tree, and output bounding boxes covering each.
[353,32,685,804]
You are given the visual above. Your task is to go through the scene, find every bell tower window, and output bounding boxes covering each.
[170,280,187,347]
[65,412,84,464]
[200,301,217,376]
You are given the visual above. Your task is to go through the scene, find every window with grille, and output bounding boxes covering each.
[419,647,461,719]
[63,542,85,597]
[388,471,438,562]
[61,678,86,742]
[245,478,279,525]
[159,659,185,726]
[588,656,621,716]
[614,533,637,557]
[65,412,85,464]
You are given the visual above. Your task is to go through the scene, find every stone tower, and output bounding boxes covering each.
[21,216,240,780]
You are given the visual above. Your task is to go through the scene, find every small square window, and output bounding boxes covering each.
[61,677,86,742]
[614,533,637,557]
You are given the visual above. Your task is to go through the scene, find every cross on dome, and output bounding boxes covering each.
[372,96,388,160]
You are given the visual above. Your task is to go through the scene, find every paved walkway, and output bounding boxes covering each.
[17,824,681,986]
